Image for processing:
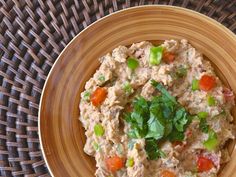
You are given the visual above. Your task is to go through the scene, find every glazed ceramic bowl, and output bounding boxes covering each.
[39,6,236,177]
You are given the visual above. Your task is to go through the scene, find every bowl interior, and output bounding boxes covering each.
[39,6,236,177]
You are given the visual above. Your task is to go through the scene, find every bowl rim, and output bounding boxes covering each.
[38,5,236,177]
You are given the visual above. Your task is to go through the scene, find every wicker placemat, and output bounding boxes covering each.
[0,0,235,176]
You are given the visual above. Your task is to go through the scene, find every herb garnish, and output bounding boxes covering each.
[125,80,193,160]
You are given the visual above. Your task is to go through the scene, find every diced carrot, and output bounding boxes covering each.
[105,155,124,172]
[163,52,175,64]
[161,170,176,177]
[90,87,107,106]
[197,156,214,172]
[199,75,216,91]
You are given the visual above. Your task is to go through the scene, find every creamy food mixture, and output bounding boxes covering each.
[79,39,235,177]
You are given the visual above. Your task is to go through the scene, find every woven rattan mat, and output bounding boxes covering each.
[0,0,236,176]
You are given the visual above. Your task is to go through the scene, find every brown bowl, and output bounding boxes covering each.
[39,6,236,177]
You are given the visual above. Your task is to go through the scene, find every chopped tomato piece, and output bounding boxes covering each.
[163,52,175,64]
[161,170,176,177]
[197,156,214,172]
[91,87,107,106]
[223,87,235,102]
[106,155,124,172]
[199,75,216,91]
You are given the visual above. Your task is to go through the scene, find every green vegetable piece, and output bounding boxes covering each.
[203,130,218,151]
[82,91,91,101]
[176,65,187,78]
[94,124,104,136]
[164,121,173,137]
[151,80,177,104]
[192,79,199,91]
[168,130,185,141]
[126,158,134,167]
[149,46,164,65]
[125,96,150,139]
[173,108,188,132]
[207,95,216,106]
[197,111,208,119]
[93,142,100,151]
[127,57,139,70]
[199,117,209,133]
[158,150,166,158]
[145,138,166,160]
[128,128,141,139]
[123,82,134,95]
[133,96,149,111]
[98,74,105,82]
[124,81,193,160]
[192,115,200,120]
[145,114,165,140]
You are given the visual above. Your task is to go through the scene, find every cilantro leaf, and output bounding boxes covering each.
[146,99,166,140]
[133,96,149,112]
[173,108,188,132]
[145,138,166,160]
[125,97,149,138]
[124,80,193,160]
[145,114,165,140]
[168,129,185,141]
[131,111,144,128]
[128,128,140,138]
[151,80,177,104]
